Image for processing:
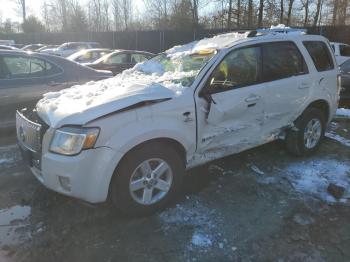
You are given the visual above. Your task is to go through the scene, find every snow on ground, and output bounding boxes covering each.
[326,131,350,147]
[0,145,21,170]
[336,108,350,118]
[282,158,350,203]
[159,196,225,251]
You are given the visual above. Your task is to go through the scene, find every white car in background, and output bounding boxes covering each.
[330,42,350,65]
[40,42,102,57]
[16,29,339,216]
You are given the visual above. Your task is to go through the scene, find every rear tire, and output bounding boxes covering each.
[285,108,326,156]
[110,141,184,216]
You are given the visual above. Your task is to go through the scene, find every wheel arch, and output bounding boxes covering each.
[305,99,331,122]
[107,137,187,199]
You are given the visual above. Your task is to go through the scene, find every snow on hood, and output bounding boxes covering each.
[36,32,249,127]
[37,69,194,127]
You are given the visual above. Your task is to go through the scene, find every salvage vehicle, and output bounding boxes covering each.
[67,48,113,64]
[0,50,112,130]
[86,50,154,75]
[40,42,102,57]
[16,29,339,215]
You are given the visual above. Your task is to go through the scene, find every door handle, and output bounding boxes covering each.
[245,95,260,103]
[298,83,310,89]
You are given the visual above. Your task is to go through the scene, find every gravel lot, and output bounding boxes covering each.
[0,119,349,262]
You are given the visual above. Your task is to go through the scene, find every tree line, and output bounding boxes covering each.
[0,0,350,34]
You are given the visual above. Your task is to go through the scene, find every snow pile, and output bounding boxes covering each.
[284,159,350,202]
[326,131,350,147]
[159,197,223,250]
[336,108,350,118]
[166,31,250,58]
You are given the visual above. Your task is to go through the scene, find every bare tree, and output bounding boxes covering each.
[286,0,294,26]
[13,0,26,22]
[247,0,253,27]
[301,0,309,26]
[258,0,264,27]
[280,0,284,24]
[227,0,233,29]
[312,0,322,27]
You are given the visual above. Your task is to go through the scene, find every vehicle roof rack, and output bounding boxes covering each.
[248,27,307,37]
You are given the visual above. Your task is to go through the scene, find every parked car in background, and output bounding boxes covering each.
[0,40,15,46]
[37,45,59,52]
[16,29,339,215]
[339,59,350,107]
[67,48,113,64]
[22,44,45,52]
[87,50,154,75]
[40,42,102,57]
[0,50,112,130]
[0,45,20,50]
[330,42,350,65]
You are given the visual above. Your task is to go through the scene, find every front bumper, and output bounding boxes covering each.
[19,141,122,203]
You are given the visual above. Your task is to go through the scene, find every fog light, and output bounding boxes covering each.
[58,176,71,191]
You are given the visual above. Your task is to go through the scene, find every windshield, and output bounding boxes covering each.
[135,51,216,87]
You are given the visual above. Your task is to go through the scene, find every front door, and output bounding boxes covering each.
[195,45,266,163]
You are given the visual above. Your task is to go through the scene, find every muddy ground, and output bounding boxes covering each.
[0,120,349,262]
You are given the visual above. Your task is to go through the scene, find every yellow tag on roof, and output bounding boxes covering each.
[196,49,216,55]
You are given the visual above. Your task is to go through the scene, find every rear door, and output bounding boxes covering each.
[260,41,311,135]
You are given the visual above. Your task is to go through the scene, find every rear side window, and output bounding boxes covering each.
[1,55,62,79]
[303,41,334,72]
[262,42,308,82]
[340,45,350,57]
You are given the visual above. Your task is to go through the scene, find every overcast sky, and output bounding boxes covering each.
[0,0,145,23]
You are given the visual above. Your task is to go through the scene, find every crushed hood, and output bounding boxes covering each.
[36,69,191,128]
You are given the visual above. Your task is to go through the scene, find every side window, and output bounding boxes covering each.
[340,60,350,73]
[2,55,61,78]
[206,46,260,93]
[30,58,46,76]
[3,56,31,77]
[303,41,334,72]
[262,42,308,82]
[340,45,350,57]
[131,54,148,63]
[45,61,62,76]
[106,53,129,64]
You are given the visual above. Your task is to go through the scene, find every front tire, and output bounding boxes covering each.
[110,141,184,216]
[285,108,326,156]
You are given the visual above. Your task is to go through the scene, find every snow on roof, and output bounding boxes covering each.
[166,31,250,58]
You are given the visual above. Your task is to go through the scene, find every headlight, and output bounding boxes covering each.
[50,127,100,156]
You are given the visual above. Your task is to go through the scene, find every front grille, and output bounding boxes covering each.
[16,111,42,153]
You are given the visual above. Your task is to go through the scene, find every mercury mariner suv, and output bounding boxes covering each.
[16,28,340,215]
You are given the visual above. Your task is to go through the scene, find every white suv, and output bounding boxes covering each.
[16,30,339,215]
[330,42,350,65]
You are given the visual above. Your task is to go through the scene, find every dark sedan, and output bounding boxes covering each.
[340,59,350,107]
[0,50,112,130]
[87,50,154,75]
